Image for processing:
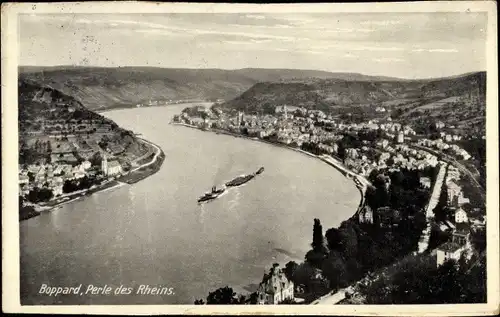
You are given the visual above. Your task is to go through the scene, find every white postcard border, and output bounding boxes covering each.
[2,1,498,315]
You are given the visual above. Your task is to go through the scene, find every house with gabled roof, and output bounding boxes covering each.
[257,263,294,304]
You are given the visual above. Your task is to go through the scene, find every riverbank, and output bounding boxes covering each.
[118,139,165,184]
[20,137,165,222]
[96,101,210,114]
[20,180,124,222]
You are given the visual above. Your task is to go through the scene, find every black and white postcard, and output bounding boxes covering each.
[2,1,499,315]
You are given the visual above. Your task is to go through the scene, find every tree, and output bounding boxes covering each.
[284,261,299,282]
[27,187,54,203]
[321,252,348,290]
[292,262,317,292]
[336,141,346,161]
[433,182,450,221]
[193,299,204,305]
[248,292,259,304]
[427,223,451,251]
[90,152,102,167]
[312,218,324,252]
[338,224,359,259]
[206,286,238,304]
[305,249,325,268]
[325,227,342,252]
[470,228,486,253]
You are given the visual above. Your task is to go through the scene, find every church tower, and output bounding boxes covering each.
[101,155,108,176]
[237,111,243,127]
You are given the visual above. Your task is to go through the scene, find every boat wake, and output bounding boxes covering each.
[227,189,241,211]
[199,203,206,223]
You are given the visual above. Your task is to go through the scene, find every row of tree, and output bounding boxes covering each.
[26,187,54,203]
[62,176,100,194]
[360,253,486,304]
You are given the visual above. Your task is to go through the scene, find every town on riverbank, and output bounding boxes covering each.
[174,103,486,305]
[19,137,165,221]
[17,75,168,221]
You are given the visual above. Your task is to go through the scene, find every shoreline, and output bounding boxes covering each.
[20,138,165,222]
[96,101,211,114]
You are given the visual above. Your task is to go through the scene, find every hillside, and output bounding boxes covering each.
[219,72,486,136]
[19,67,486,136]
[19,67,404,111]
[18,79,147,168]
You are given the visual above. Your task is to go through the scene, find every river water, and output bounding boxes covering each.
[20,103,359,304]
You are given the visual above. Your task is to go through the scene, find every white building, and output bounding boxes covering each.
[358,205,374,224]
[345,148,359,159]
[106,160,122,176]
[81,160,92,170]
[455,207,469,223]
[19,175,30,185]
[52,184,63,196]
[396,132,404,144]
[101,156,122,176]
[420,177,432,189]
[436,242,465,267]
[257,264,294,304]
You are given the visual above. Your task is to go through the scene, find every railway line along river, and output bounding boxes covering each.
[20,103,359,305]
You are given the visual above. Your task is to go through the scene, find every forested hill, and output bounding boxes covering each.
[19,66,404,111]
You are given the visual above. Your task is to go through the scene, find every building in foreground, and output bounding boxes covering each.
[436,242,465,267]
[436,223,472,267]
[257,263,294,304]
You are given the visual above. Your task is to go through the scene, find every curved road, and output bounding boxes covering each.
[130,138,161,173]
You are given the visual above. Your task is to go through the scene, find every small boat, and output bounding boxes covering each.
[256,167,265,175]
[198,186,225,203]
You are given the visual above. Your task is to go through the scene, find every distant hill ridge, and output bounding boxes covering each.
[219,71,486,113]
[19,66,485,115]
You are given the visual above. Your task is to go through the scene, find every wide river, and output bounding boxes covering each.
[20,103,359,305]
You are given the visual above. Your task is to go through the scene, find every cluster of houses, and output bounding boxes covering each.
[19,160,94,197]
[41,120,115,135]
[176,106,485,270]
[417,138,471,160]
[19,154,123,200]
[343,140,440,177]
[176,106,442,180]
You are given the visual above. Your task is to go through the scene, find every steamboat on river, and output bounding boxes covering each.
[197,167,265,204]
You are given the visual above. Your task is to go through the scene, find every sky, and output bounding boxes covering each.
[19,12,487,79]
